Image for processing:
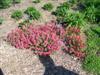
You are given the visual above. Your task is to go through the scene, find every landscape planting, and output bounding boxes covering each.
[0,0,100,75]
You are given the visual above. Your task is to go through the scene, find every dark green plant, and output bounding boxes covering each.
[57,12,85,27]
[83,5,96,23]
[13,0,21,3]
[69,0,79,6]
[79,0,100,23]
[32,0,41,3]
[0,0,13,8]
[25,7,41,20]
[0,17,3,24]
[54,2,70,17]
[11,10,23,20]
[42,3,53,11]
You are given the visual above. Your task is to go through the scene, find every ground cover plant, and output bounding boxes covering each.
[57,12,85,27]
[83,26,100,75]
[64,26,85,58]
[42,3,53,11]
[32,0,41,3]
[7,22,62,55]
[54,2,70,17]
[11,10,23,20]
[25,7,41,20]
[54,2,85,28]
[7,21,85,57]
[0,0,13,8]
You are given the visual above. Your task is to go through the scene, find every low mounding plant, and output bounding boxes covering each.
[33,0,41,3]
[84,5,96,23]
[7,21,85,57]
[11,10,23,20]
[54,2,70,17]
[25,7,41,20]
[79,0,100,24]
[57,12,85,27]
[42,3,53,11]
[0,0,13,8]
[64,26,85,58]
[7,21,62,55]
[0,17,3,25]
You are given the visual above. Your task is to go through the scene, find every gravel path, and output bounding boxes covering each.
[0,0,88,75]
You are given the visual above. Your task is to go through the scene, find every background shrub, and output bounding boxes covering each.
[42,3,53,11]
[13,0,21,3]
[32,0,41,3]
[54,2,70,17]
[0,0,13,8]
[57,12,85,27]
[11,10,23,20]
[25,7,41,20]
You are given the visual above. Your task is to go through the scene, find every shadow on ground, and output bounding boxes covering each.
[39,55,78,75]
[0,68,4,75]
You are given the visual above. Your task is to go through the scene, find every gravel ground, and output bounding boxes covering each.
[0,0,89,75]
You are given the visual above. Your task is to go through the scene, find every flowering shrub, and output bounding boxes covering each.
[7,21,85,58]
[64,26,85,58]
[7,27,31,48]
[7,21,62,55]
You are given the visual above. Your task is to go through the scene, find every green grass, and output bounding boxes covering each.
[57,11,85,27]
[54,2,70,17]
[11,10,23,20]
[25,7,41,20]
[83,55,100,75]
[42,3,53,11]
[83,26,100,75]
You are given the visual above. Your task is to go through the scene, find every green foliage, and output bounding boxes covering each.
[83,26,100,75]
[32,0,41,3]
[0,0,13,8]
[42,3,53,11]
[83,5,96,23]
[0,17,3,24]
[25,7,41,20]
[11,10,23,20]
[81,0,100,7]
[54,2,70,17]
[79,0,100,23]
[83,55,100,75]
[57,12,85,27]
[13,0,21,3]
